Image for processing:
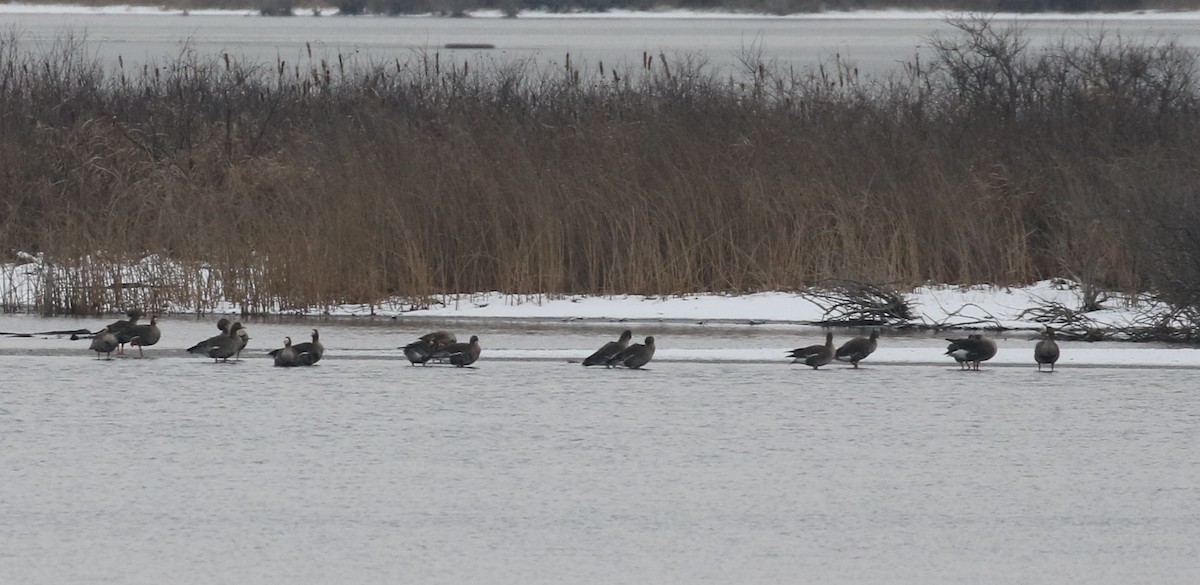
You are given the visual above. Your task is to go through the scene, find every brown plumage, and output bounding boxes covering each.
[608,336,655,369]
[418,330,457,348]
[583,329,633,367]
[271,329,324,364]
[945,334,997,370]
[98,309,142,355]
[788,332,835,369]
[1035,327,1060,372]
[89,327,118,360]
[117,316,160,357]
[835,330,879,368]
[433,335,481,367]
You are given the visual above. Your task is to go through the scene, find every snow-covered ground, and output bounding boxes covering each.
[2,3,1199,20]
[0,252,1170,334]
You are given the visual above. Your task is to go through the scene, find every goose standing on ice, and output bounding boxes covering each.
[945,334,997,370]
[1035,327,1060,372]
[583,329,633,367]
[788,332,835,369]
[186,318,232,355]
[98,308,142,355]
[203,323,245,363]
[607,336,655,369]
[835,330,879,368]
[118,316,161,357]
[433,335,481,367]
[89,327,118,360]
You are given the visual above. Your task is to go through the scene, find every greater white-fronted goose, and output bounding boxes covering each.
[99,308,142,355]
[271,329,324,364]
[117,316,160,357]
[788,332,835,369]
[185,318,232,355]
[419,330,457,348]
[433,335,481,367]
[835,330,879,368]
[203,323,244,363]
[232,322,250,360]
[273,337,311,367]
[1035,327,1060,372]
[945,334,997,370]
[607,336,655,369]
[89,327,118,360]
[583,329,633,367]
[402,339,438,365]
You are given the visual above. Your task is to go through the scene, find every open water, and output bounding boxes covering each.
[4,13,1200,75]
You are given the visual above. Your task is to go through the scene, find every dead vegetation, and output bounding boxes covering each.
[2,20,1200,320]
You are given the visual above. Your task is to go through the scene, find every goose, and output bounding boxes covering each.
[98,308,142,355]
[402,339,438,365]
[607,336,655,369]
[117,316,160,357]
[272,337,313,367]
[835,330,879,368]
[583,329,633,367]
[232,322,250,360]
[89,327,118,360]
[1035,327,1060,372]
[203,323,244,363]
[418,331,456,348]
[788,332,835,369]
[270,329,324,364]
[433,335,481,367]
[945,334,997,370]
[185,318,232,355]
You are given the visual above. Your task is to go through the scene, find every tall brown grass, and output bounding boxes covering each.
[2,19,1198,315]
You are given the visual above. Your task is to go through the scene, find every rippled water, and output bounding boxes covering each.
[1,316,1198,583]
[6,13,1200,75]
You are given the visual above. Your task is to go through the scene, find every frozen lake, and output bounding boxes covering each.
[2,315,1198,583]
[4,11,1200,75]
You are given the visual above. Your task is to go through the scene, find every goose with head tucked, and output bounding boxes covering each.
[89,327,118,360]
[788,332,835,369]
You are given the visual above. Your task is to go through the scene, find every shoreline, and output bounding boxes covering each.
[2,4,1200,20]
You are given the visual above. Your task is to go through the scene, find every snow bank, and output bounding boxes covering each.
[0,253,1169,332]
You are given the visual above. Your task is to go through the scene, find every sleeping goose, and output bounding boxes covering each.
[89,327,118,360]
[788,332,835,369]
[583,329,633,367]
[835,330,879,368]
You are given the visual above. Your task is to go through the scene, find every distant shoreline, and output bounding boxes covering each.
[3,3,1200,20]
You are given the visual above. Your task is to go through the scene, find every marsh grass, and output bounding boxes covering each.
[1,19,1199,315]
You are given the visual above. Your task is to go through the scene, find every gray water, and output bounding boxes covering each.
[1,316,1198,583]
[5,13,1200,75]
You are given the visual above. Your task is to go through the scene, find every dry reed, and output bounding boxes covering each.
[1,19,1198,315]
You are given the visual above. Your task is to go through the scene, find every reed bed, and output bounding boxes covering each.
[2,20,1199,315]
